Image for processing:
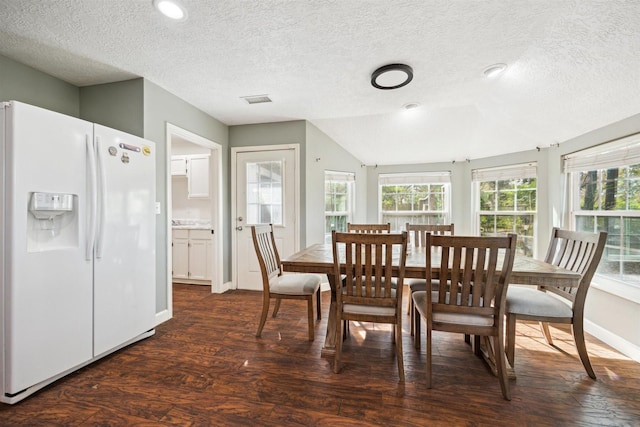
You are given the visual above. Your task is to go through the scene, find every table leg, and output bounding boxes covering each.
[477,335,517,379]
[321,274,338,357]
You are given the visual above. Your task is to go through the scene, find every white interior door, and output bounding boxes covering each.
[234,147,298,290]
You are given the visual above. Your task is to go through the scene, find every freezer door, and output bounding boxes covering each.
[93,125,156,356]
[3,101,94,393]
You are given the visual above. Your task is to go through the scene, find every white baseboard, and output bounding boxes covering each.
[585,319,640,362]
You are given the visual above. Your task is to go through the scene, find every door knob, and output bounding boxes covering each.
[237,216,243,221]
[236,226,243,231]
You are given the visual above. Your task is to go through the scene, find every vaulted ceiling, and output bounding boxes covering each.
[1,1,639,164]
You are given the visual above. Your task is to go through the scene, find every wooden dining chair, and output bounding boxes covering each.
[505,227,607,379]
[331,230,408,382]
[413,233,517,400]
[405,223,455,337]
[347,222,391,233]
[251,224,322,341]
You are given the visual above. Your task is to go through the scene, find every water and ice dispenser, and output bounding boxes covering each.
[27,192,78,252]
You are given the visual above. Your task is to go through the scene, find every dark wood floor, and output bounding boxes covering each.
[1,284,639,426]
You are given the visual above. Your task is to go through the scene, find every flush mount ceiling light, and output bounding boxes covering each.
[241,94,272,104]
[371,64,413,90]
[483,63,507,78]
[152,0,188,21]
[403,102,420,110]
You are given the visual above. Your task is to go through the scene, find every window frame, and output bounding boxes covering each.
[324,170,355,243]
[564,133,640,301]
[472,163,538,258]
[378,172,451,232]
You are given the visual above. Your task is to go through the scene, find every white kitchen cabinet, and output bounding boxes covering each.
[171,230,189,280]
[171,156,188,176]
[171,154,210,198]
[187,155,210,199]
[172,228,212,284]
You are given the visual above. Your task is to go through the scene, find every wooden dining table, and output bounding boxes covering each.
[281,243,582,358]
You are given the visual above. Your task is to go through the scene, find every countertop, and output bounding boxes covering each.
[171,219,211,230]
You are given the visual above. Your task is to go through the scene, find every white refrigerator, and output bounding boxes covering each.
[0,101,156,404]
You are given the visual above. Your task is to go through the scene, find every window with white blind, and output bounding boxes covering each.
[379,172,451,232]
[564,133,640,287]
[472,163,537,256]
[325,171,355,243]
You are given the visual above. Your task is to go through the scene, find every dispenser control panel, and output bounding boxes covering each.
[30,192,73,212]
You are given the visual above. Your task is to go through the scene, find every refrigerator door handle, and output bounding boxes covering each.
[95,136,107,259]
[86,135,98,261]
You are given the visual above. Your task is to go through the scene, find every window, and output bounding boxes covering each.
[473,163,537,256]
[564,133,640,286]
[324,171,355,243]
[379,172,451,231]
[246,160,283,225]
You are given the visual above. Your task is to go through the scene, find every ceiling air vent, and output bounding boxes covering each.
[241,95,272,104]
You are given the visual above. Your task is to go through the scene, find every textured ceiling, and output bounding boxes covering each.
[1,0,640,165]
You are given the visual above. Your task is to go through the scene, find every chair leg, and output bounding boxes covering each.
[426,321,432,389]
[395,321,405,382]
[573,319,596,379]
[256,296,270,337]
[414,305,421,350]
[492,334,511,401]
[540,321,554,345]
[506,313,517,367]
[409,292,414,337]
[272,298,281,318]
[316,288,322,320]
[307,297,315,341]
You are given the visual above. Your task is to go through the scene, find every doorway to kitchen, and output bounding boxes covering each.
[166,123,223,304]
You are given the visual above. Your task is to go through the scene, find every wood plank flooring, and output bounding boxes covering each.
[1,284,639,426]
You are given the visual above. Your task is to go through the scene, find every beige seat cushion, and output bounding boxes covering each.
[506,286,572,318]
[270,273,320,295]
[412,290,493,326]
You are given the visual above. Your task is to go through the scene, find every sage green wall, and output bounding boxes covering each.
[79,79,144,137]
[143,80,229,312]
[0,54,79,116]
[229,121,308,247]
[304,122,366,246]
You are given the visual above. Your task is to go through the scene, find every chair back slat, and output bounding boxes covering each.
[406,223,454,248]
[251,224,282,290]
[347,222,391,234]
[427,234,517,321]
[333,231,407,308]
[542,228,607,305]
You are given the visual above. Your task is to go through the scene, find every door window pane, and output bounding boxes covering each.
[246,160,284,225]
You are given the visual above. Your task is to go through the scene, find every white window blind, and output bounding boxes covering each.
[379,171,451,185]
[472,163,537,182]
[563,133,640,173]
[325,170,355,182]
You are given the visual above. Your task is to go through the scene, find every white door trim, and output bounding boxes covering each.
[231,144,301,290]
[160,123,224,323]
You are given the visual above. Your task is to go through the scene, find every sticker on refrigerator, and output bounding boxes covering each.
[108,146,118,156]
[142,146,151,156]
[121,153,130,164]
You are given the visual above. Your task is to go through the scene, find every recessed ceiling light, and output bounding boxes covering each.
[152,0,187,21]
[371,64,413,90]
[483,63,507,78]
